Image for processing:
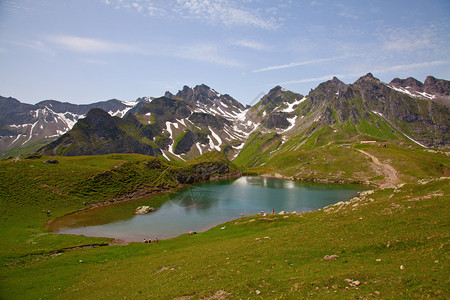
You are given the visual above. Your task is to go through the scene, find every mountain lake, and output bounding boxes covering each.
[49,177,364,242]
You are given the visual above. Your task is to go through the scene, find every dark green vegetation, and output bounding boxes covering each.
[1,144,449,299]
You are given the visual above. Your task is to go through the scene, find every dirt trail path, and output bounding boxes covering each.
[357,149,401,188]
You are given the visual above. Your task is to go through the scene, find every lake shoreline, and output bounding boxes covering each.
[260,173,370,186]
[46,171,368,235]
[46,172,243,231]
[48,176,365,243]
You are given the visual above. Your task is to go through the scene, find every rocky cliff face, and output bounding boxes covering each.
[175,84,245,111]
[424,76,450,95]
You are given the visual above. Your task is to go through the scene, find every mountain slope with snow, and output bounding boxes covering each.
[3,74,449,159]
[0,97,149,157]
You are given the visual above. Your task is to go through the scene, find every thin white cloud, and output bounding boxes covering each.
[102,0,280,29]
[275,60,450,86]
[1,0,31,12]
[176,0,279,29]
[373,60,450,74]
[277,74,347,86]
[48,35,138,54]
[253,56,347,73]
[380,26,439,53]
[174,42,243,67]
[232,39,269,51]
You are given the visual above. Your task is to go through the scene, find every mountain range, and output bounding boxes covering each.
[1,74,449,160]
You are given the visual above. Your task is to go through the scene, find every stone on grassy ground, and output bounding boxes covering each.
[323,254,339,260]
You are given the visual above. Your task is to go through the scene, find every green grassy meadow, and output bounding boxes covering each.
[0,146,449,299]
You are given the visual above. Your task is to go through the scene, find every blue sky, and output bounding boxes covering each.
[0,0,449,105]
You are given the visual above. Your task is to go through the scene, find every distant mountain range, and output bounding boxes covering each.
[0,96,152,157]
[1,74,449,159]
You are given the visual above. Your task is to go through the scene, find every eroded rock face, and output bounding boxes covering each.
[175,84,245,110]
[262,112,292,129]
[424,76,450,95]
[390,77,424,91]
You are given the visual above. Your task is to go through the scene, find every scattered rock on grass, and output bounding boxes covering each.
[323,254,339,260]
[44,159,59,164]
[344,279,361,287]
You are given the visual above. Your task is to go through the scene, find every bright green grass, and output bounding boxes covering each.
[1,179,448,299]
[0,149,449,299]
[0,154,194,259]
[238,141,449,186]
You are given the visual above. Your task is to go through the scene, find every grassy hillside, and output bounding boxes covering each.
[0,153,234,260]
[0,147,449,299]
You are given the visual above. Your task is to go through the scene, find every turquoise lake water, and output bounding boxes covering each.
[50,177,363,242]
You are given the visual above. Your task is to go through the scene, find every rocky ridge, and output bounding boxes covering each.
[2,74,449,159]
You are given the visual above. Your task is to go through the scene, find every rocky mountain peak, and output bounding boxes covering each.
[175,84,220,106]
[352,73,383,93]
[164,91,174,98]
[84,108,117,132]
[46,107,121,144]
[389,77,423,91]
[424,76,437,85]
[331,76,344,85]
[309,77,349,105]
[0,96,21,105]
[424,76,450,95]
[258,86,286,111]
[270,85,284,93]
[354,73,381,85]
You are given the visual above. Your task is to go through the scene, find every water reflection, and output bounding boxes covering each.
[50,177,363,242]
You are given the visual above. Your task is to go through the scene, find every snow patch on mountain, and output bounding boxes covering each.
[164,121,185,160]
[161,151,170,161]
[281,97,306,113]
[208,127,222,151]
[386,84,435,100]
[21,121,39,146]
[282,116,298,133]
[195,142,203,155]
